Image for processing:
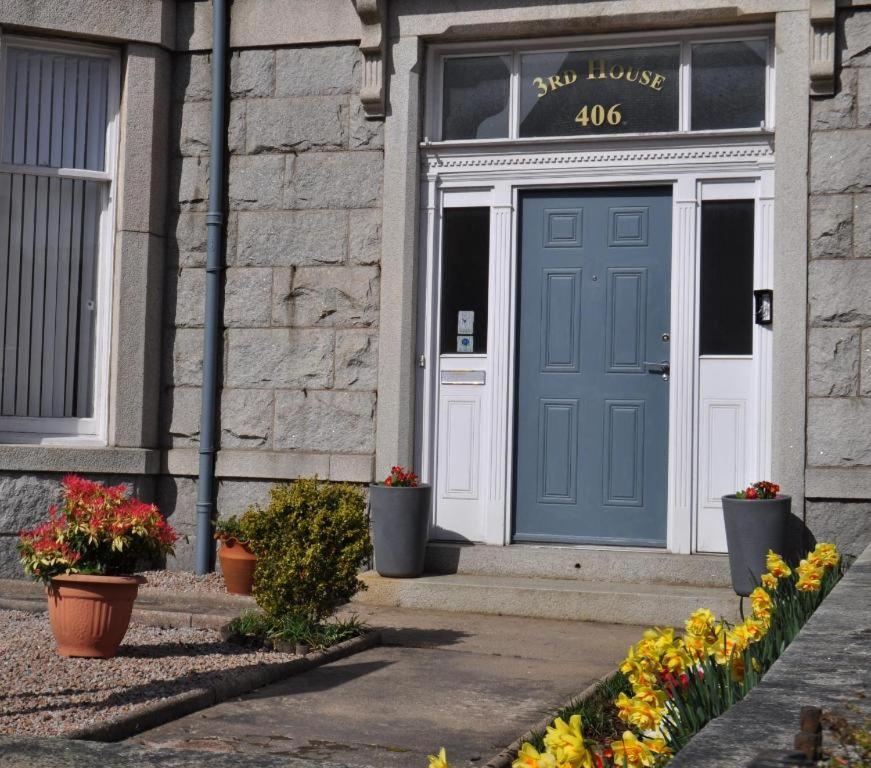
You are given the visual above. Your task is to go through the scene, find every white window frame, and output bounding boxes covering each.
[426,25,775,145]
[0,35,120,445]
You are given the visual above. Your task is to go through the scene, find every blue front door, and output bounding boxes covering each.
[514,188,672,546]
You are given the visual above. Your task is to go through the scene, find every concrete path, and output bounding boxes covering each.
[130,605,643,768]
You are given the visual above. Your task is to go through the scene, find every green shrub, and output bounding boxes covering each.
[244,478,371,622]
[214,514,247,541]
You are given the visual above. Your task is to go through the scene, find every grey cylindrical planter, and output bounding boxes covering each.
[722,494,791,597]
[369,484,432,578]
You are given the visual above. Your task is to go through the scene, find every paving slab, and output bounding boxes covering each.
[131,606,643,768]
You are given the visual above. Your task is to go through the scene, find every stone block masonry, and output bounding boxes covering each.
[805,8,871,556]
[162,41,383,561]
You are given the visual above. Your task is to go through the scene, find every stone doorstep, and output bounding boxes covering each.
[354,571,742,627]
[424,542,733,588]
[0,579,254,630]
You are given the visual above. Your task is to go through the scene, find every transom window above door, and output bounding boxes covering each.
[433,31,772,142]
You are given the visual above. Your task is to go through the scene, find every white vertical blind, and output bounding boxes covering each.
[0,44,112,422]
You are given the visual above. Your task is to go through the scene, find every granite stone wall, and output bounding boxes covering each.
[806,8,871,557]
[161,43,383,566]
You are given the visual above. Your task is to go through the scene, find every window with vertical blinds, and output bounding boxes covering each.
[0,40,117,437]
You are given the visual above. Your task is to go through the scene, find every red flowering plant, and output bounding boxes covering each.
[18,475,177,583]
[735,481,780,500]
[382,466,419,487]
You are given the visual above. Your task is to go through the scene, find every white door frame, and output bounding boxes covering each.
[415,137,775,553]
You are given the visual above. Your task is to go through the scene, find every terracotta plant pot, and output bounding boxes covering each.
[218,538,257,595]
[46,574,146,658]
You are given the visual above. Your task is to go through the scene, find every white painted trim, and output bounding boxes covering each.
[416,139,775,552]
[0,35,120,443]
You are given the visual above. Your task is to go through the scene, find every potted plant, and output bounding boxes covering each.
[369,466,432,578]
[215,513,257,596]
[722,481,790,597]
[17,475,177,658]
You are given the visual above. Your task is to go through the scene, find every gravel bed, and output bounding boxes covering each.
[0,608,294,738]
[137,570,228,594]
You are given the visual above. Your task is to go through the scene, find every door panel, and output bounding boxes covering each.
[514,188,672,546]
[538,399,579,503]
[541,269,582,371]
[603,399,644,507]
[606,268,647,372]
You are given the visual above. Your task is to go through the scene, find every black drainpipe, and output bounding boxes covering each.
[196,0,229,574]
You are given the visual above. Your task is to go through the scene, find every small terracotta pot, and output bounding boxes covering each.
[218,538,257,595]
[46,574,146,658]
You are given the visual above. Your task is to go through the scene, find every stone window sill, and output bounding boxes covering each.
[0,445,160,476]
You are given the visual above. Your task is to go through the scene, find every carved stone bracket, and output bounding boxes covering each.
[809,0,836,96]
[355,0,387,118]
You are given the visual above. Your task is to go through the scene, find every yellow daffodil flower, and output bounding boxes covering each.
[543,715,595,768]
[660,644,692,676]
[642,627,676,656]
[684,608,719,642]
[712,629,745,665]
[615,693,665,731]
[512,743,556,768]
[681,631,710,662]
[796,560,823,591]
[761,572,778,590]
[732,617,768,650]
[807,542,840,570]
[620,646,658,688]
[749,586,774,618]
[743,617,769,642]
[766,550,792,578]
[427,748,450,768]
[611,731,657,767]
[642,737,673,757]
[632,686,667,709]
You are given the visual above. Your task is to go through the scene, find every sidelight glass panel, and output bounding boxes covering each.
[442,56,511,140]
[699,200,755,356]
[691,40,767,130]
[440,208,489,354]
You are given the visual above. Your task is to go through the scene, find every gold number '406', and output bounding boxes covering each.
[575,103,622,127]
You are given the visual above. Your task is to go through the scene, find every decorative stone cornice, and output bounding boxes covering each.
[809,0,836,96]
[354,0,387,118]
